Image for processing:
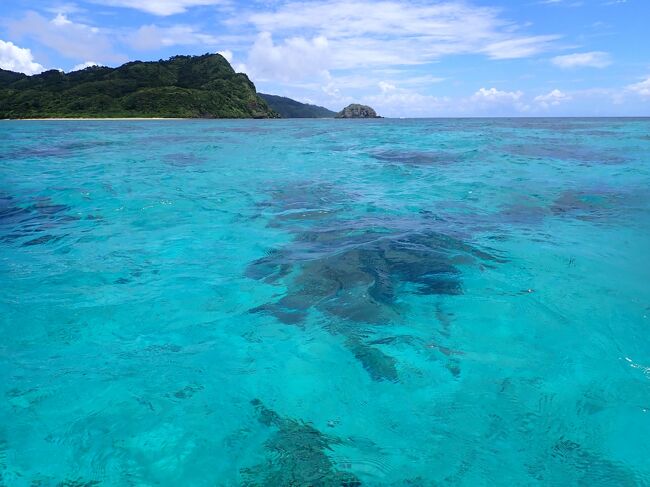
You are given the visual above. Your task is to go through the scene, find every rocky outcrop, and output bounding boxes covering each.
[335,103,380,118]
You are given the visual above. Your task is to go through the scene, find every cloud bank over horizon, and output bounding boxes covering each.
[0,0,648,116]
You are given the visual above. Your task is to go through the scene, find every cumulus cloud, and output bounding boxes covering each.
[217,50,233,62]
[378,81,397,93]
[534,89,572,108]
[551,51,611,68]
[362,89,450,117]
[88,0,228,16]
[70,61,100,72]
[51,13,72,27]
[246,32,331,82]
[333,85,531,118]
[6,11,124,63]
[468,87,528,113]
[626,77,650,97]
[472,87,523,102]
[238,0,561,72]
[361,85,532,117]
[0,39,44,74]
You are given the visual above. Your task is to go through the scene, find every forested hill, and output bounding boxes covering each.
[259,93,336,118]
[0,54,278,119]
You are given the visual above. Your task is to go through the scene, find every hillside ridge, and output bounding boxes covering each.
[259,93,336,118]
[0,54,278,119]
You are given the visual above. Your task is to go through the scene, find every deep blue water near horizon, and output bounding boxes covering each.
[1,118,649,486]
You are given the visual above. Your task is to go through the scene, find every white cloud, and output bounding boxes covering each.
[245,32,331,82]
[481,35,560,59]
[538,0,584,6]
[51,13,72,26]
[472,87,523,102]
[70,61,100,72]
[44,3,86,15]
[378,81,396,93]
[551,51,611,68]
[329,85,530,118]
[237,0,562,92]
[468,87,528,113]
[129,24,221,50]
[0,39,44,74]
[534,89,572,108]
[238,0,561,72]
[398,75,446,85]
[217,50,233,63]
[626,77,650,97]
[6,11,124,63]
[361,85,530,117]
[260,77,650,117]
[89,0,228,16]
[362,90,450,117]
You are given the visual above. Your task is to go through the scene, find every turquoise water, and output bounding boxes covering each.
[1,118,649,486]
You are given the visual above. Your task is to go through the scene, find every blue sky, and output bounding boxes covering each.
[1,0,648,116]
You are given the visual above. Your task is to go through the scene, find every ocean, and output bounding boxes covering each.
[1,118,649,485]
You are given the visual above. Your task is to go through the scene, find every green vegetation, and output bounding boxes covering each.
[258,93,336,118]
[0,54,278,119]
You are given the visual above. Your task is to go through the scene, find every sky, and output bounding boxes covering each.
[0,0,649,117]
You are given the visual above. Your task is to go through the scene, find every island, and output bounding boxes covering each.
[0,54,278,119]
[335,104,381,118]
[258,93,336,118]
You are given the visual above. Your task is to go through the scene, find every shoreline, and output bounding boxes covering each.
[2,117,192,121]
[2,116,648,121]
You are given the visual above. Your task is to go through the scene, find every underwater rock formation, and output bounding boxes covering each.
[249,226,503,323]
[162,152,206,167]
[502,142,625,165]
[0,194,78,246]
[242,399,361,486]
[371,149,459,166]
[551,189,622,222]
[345,337,399,382]
[551,439,639,486]
[246,181,507,382]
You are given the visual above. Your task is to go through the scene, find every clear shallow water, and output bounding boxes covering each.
[1,118,649,486]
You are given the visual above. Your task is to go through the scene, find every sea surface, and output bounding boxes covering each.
[1,118,649,486]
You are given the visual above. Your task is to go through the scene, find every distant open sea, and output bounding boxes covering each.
[1,118,649,486]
